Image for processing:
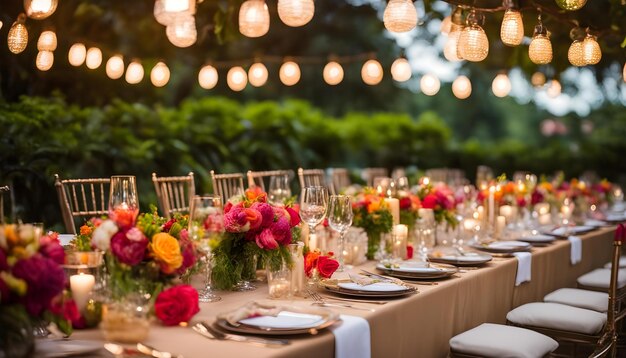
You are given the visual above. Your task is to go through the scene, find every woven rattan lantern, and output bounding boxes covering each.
[154,0,196,26]
[227,66,248,91]
[568,40,585,66]
[440,16,451,35]
[166,15,197,48]
[420,74,440,96]
[361,59,383,85]
[125,61,144,84]
[458,11,489,62]
[555,0,587,11]
[383,0,417,33]
[492,73,511,97]
[37,30,57,51]
[443,8,463,62]
[24,0,57,20]
[582,34,601,65]
[151,62,170,87]
[85,47,102,70]
[36,50,53,71]
[199,65,219,89]
[277,0,314,27]
[68,43,87,67]
[500,6,524,46]
[529,14,552,64]
[239,0,270,38]
[391,58,412,82]
[452,75,472,99]
[248,62,268,87]
[323,61,344,85]
[8,15,28,54]
[106,55,125,80]
[279,61,301,86]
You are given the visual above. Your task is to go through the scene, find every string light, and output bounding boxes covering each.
[227,66,248,91]
[199,65,219,89]
[568,40,585,66]
[68,43,87,67]
[452,75,472,99]
[528,13,552,65]
[37,30,57,51]
[277,0,315,27]
[166,15,197,48]
[555,0,587,11]
[154,0,196,26]
[500,5,524,46]
[582,33,601,65]
[279,61,301,86]
[546,79,561,97]
[125,61,144,84]
[106,55,125,80]
[8,15,28,54]
[443,9,464,62]
[391,58,412,82]
[239,0,270,38]
[531,72,546,87]
[248,62,268,87]
[361,59,383,85]
[150,62,170,87]
[458,10,489,62]
[85,47,103,70]
[24,0,58,20]
[492,73,511,97]
[420,74,440,96]
[383,0,418,33]
[440,16,451,35]
[36,50,54,71]
[323,61,344,85]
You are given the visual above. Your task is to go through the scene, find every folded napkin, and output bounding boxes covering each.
[568,236,582,265]
[330,314,371,358]
[218,302,284,325]
[349,273,378,286]
[512,252,532,286]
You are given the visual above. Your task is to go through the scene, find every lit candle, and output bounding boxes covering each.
[421,177,430,186]
[463,218,477,231]
[392,224,408,259]
[499,205,513,221]
[269,279,291,299]
[385,197,400,225]
[535,203,550,216]
[70,273,95,312]
[488,186,496,228]
[538,213,552,225]
[561,205,571,219]
[496,216,506,239]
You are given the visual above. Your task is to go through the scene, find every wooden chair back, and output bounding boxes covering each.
[152,172,196,219]
[297,168,331,193]
[210,171,245,201]
[0,186,9,224]
[246,170,293,192]
[54,174,110,234]
[361,167,388,187]
[329,168,351,193]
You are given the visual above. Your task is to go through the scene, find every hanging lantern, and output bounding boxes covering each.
[36,50,53,71]
[106,55,125,80]
[383,0,418,33]
[166,15,197,48]
[323,61,344,85]
[125,61,144,84]
[239,0,270,38]
[68,43,87,67]
[37,30,57,51]
[528,14,552,65]
[582,34,601,65]
[227,66,248,91]
[85,47,102,70]
[199,65,218,89]
[278,0,314,27]
[492,73,511,97]
[531,72,546,87]
[150,62,170,87]
[248,62,268,87]
[361,59,383,85]
[443,8,463,62]
[8,15,28,54]
[279,61,301,86]
[24,0,58,20]
[452,75,472,99]
[391,58,412,82]
[546,79,561,97]
[568,40,585,66]
[500,8,524,46]
[555,0,587,11]
[154,0,196,26]
[458,11,489,62]
[440,16,451,35]
[420,74,440,96]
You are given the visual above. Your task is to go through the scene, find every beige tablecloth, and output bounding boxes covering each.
[71,227,616,358]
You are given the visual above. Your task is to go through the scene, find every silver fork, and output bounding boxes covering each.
[307,288,375,312]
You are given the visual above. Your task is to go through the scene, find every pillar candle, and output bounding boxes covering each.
[392,224,408,259]
[70,273,95,312]
[496,216,506,239]
[488,186,496,229]
[538,213,552,225]
[499,205,513,221]
[385,197,400,225]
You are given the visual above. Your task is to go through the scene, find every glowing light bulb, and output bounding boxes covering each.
[166,15,197,48]
[279,61,301,86]
[440,16,451,35]
[8,18,28,54]
[383,0,418,33]
[492,73,511,97]
[154,0,196,26]
[227,66,247,91]
[500,9,524,46]
[151,62,170,87]
[391,58,412,82]
[239,0,270,38]
[25,0,57,20]
[199,65,219,89]
[531,72,546,87]
[36,50,53,71]
[555,0,587,11]
[458,24,489,62]
[420,74,440,96]
[323,61,344,85]
[85,47,103,70]
[68,43,87,67]
[529,34,552,64]
[37,30,57,51]
[444,25,463,62]
[361,59,383,85]
[125,61,144,84]
[277,0,314,27]
[248,62,268,87]
[452,75,471,99]
[106,55,125,80]
[546,79,561,98]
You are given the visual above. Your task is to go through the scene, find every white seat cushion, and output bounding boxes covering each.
[577,268,626,289]
[507,302,606,335]
[604,256,626,269]
[544,288,608,313]
[449,323,558,358]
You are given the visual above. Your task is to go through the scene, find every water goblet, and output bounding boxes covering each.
[300,186,328,251]
[268,175,292,205]
[108,176,139,227]
[328,195,353,272]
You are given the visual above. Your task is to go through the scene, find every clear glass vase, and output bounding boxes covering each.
[100,293,151,343]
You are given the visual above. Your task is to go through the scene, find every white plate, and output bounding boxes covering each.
[58,234,75,246]
[238,311,326,329]
[338,282,407,292]
[584,219,611,227]
[550,226,595,236]
[35,339,102,358]
[518,234,555,244]
[488,241,530,249]
[471,241,531,254]
[428,253,493,266]
[605,214,626,223]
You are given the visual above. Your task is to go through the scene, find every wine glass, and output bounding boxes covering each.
[268,175,291,204]
[108,176,139,227]
[300,186,328,250]
[189,195,224,302]
[328,195,353,272]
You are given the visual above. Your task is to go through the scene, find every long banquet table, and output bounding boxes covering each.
[73,226,616,358]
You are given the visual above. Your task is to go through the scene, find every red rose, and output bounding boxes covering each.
[317,256,339,279]
[421,194,438,209]
[110,230,148,266]
[399,197,412,210]
[155,285,199,326]
[285,207,301,227]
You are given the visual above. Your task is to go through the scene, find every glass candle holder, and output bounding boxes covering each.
[267,263,292,299]
[100,294,151,343]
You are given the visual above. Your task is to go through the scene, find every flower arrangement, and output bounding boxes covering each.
[398,190,421,230]
[350,188,393,260]
[212,187,301,290]
[416,182,458,227]
[304,249,339,279]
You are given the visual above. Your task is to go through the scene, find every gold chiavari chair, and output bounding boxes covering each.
[152,172,195,220]
[54,174,110,234]
[246,169,293,192]
[425,168,449,184]
[210,171,245,201]
[0,186,9,224]
[297,168,332,193]
[328,168,351,193]
[361,167,388,187]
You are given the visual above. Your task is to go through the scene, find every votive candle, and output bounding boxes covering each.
[70,273,95,312]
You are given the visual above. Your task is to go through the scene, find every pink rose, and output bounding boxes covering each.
[110,230,148,266]
[255,228,279,250]
[271,217,292,246]
[175,230,197,275]
[155,285,200,326]
[421,194,438,209]
[224,205,263,233]
[285,207,301,227]
[125,227,145,242]
[251,202,274,228]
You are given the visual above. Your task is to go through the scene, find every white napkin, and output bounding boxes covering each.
[330,314,371,358]
[512,252,532,286]
[568,236,582,265]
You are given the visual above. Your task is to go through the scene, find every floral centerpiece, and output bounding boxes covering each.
[212,187,301,290]
[398,190,421,230]
[304,249,339,280]
[416,182,458,227]
[350,188,393,259]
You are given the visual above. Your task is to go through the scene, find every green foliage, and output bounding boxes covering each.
[352,207,393,260]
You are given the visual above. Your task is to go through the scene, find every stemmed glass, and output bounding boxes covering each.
[268,175,292,205]
[189,195,224,302]
[108,176,139,226]
[328,195,353,272]
[300,186,329,251]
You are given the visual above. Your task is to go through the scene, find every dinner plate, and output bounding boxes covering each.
[428,252,493,266]
[584,219,612,228]
[34,339,102,358]
[376,262,458,279]
[517,234,556,244]
[547,225,596,237]
[605,214,626,223]
[321,280,417,298]
[470,240,532,254]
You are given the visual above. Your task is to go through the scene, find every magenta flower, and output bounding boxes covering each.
[12,255,65,316]
[285,207,301,227]
[271,217,292,246]
[255,228,279,250]
[110,230,148,266]
[39,235,65,265]
[176,230,197,275]
[251,202,274,228]
[224,205,263,233]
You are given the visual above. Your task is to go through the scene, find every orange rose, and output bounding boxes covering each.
[80,225,92,236]
[150,233,183,274]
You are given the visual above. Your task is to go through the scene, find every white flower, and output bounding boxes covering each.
[92,220,118,251]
